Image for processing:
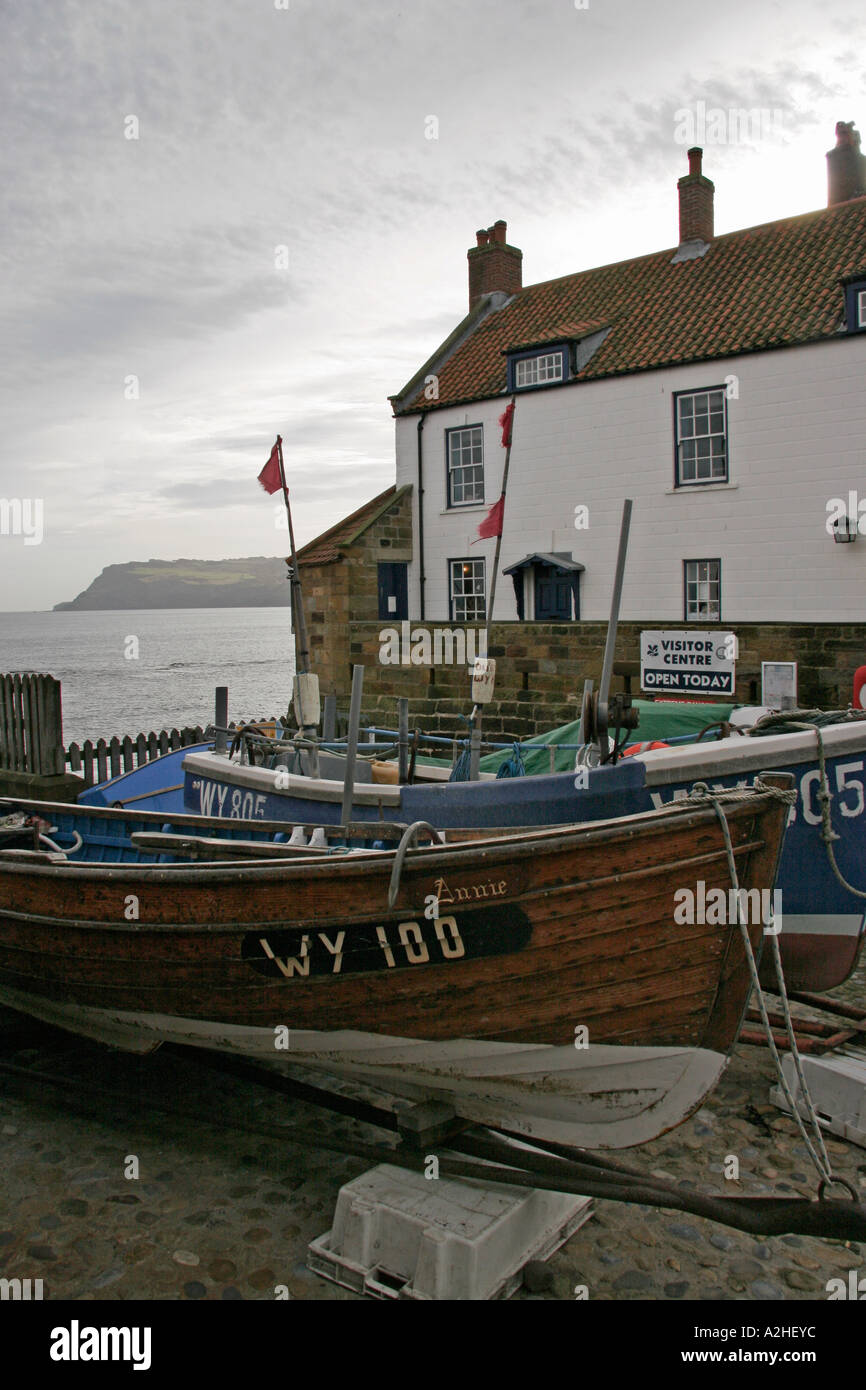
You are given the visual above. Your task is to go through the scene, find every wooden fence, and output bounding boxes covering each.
[64,725,209,787]
[0,673,65,776]
[0,672,371,789]
[0,672,293,787]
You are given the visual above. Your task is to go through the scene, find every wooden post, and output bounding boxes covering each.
[214,687,228,755]
[597,499,633,762]
[323,693,337,743]
[468,706,482,781]
[576,677,594,748]
[340,666,365,830]
[397,698,409,783]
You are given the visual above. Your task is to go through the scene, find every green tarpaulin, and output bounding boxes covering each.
[475,700,738,775]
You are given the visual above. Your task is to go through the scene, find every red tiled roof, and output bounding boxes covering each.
[293,485,402,566]
[396,198,866,414]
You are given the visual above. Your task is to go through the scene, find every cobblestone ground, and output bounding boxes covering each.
[0,957,863,1302]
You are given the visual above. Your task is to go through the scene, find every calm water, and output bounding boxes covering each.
[0,609,296,745]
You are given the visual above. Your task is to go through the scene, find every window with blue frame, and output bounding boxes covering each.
[507,344,568,392]
[446,425,485,507]
[841,276,866,331]
[684,559,721,621]
[674,387,728,485]
[449,558,486,622]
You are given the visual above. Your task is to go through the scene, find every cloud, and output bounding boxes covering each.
[2,0,865,609]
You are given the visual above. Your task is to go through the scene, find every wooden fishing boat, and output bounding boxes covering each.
[0,779,791,1148]
[177,711,866,993]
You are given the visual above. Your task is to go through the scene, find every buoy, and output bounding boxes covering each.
[853,666,866,710]
[622,740,669,758]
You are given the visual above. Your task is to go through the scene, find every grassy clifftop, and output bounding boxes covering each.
[54,558,290,610]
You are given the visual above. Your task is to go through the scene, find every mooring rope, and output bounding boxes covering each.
[387,821,444,908]
[687,780,850,1197]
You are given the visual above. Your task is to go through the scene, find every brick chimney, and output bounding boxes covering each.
[467,220,522,310]
[677,147,714,244]
[827,121,866,205]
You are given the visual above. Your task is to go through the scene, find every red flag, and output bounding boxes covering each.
[499,402,515,447]
[476,495,504,541]
[258,438,283,495]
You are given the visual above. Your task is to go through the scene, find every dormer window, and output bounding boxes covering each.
[841,274,866,331]
[507,344,568,392]
[515,352,564,388]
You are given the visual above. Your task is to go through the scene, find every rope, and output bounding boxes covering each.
[752,711,866,900]
[495,743,526,779]
[449,714,475,782]
[387,821,443,908]
[747,707,866,736]
[686,780,846,1195]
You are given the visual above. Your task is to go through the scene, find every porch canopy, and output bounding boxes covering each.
[503,552,585,621]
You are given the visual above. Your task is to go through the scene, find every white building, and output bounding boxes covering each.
[389,126,866,633]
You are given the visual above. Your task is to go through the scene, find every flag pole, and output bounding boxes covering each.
[276,435,310,676]
[484,395,516,649]
[274,436,319,776]
[469,396,516,780]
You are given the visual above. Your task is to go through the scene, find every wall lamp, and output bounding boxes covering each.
[833,515,858,543]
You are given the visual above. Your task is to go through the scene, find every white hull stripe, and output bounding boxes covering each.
[779,913,865,938]
[0,985,726,1151]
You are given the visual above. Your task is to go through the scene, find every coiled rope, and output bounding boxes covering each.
[495,743,526,779]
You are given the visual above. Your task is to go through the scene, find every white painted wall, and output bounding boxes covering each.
[395,335,866,623]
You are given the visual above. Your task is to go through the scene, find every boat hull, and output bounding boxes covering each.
[0,983,727,1149]
[0,788,789,1146]
[638,724,866,991]
[181,721,866,991]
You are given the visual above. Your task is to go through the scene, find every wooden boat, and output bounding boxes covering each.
[176,712,866,994]
[0,779,791,1148]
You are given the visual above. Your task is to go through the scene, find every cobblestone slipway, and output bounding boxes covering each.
[0,957,863,1302]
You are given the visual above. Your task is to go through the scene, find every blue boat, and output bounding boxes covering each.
[79,742,212,815]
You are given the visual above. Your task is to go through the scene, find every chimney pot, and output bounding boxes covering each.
[467,220,522,309]
[687,147,703,176]
[827,121,866,205]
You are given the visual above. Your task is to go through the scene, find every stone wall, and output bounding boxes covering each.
[335,618,866,737]
[300,488,414,695]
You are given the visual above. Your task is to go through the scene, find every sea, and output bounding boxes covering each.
[0,609,297,746]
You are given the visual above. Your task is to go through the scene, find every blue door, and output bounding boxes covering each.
[535,570,572,620]
[378,563,408,620]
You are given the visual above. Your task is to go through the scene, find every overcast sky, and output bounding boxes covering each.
[2,0,864,610]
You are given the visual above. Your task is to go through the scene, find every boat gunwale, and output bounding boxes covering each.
[0,787,779,884]
[0,835,769,933]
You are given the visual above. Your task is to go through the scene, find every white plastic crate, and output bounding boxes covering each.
[770,1046,866,1149]
[308,1163,592,1300]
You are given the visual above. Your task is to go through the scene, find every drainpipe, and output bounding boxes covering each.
[416,412,427,620]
